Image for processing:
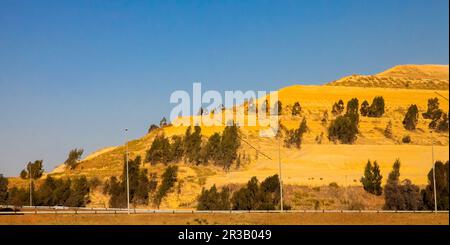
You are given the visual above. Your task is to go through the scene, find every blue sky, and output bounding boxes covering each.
[0,0,448,176]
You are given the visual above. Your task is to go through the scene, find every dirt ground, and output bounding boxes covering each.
[0,213,448,225]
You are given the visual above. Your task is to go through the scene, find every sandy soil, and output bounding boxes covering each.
[0,213,447,225]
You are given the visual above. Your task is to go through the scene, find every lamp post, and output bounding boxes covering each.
[29,164,32,207]
[125,128,130,214]
[431,130,437,213]
[278,136,284,212]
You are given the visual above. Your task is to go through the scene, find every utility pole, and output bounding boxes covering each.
[431,130,437,213]
[125,128,130,214]
[278,136,283,212]
[29,164,32,207]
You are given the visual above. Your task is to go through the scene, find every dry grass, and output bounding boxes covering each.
[0,213,447,225]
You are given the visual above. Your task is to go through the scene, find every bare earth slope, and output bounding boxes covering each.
[327,65,449,90]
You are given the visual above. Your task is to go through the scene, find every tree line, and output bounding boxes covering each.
[146,124,240,171]
[361,158,449,210]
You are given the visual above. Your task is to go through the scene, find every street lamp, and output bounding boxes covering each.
[278,135,284,212]
[125,128,130,214]
[29,164,32,207]
[430,130,437,213]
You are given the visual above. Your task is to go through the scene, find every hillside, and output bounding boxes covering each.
[8,65,449,209]
[327,65,449,90]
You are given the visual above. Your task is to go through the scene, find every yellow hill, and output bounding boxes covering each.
[327,64,449,90]
[10,65,449,209]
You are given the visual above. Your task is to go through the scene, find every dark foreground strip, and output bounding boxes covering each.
[0,225,448,244]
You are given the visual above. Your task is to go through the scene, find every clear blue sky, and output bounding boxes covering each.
[0,0,448,176]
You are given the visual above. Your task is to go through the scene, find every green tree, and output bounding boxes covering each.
[146,134,172,164]
[197,185,231,210]
[360,100,369,116]
[384,121,393,138]
[332,99,345,116]
[64,149,84,170]
[422,98,442,120]
[154,165,178,208]
[0,174,8,204]
[403,104,419,130]
[422,161,449,210]
[367,96,385,117]
[346,98,359,115]
[328,115,358,144]
[22,160,44,179]
[384,159,421,210]
[220,124,240,171]
[284,118,308,148]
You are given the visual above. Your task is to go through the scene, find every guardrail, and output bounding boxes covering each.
[0,205,448,215]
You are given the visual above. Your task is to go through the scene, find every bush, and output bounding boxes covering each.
[328,182,339,188]
[384,121,393,138]
[147,124,159,134]
[360,160,383,195]
[422,161,449,210]
[402,135,411,143]
[360,100,369,116]
[436,113,449,132]
[422,98,442,120]
[403,104,419,130]
[328,114,358,144]
[284,118,308,148]
[331,100,345,116]
[291,102,301,116]
[346,98,359,115]
[367,96,385,117]
[64,149,84,170]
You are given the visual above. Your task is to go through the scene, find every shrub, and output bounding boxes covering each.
[402,135,411,143]
[436,113,449,132]
[329,182,339,188]
[360,100,369,116]
[147,124,159,134]
[284,118,308,148]
[403,104,419,130]
[328,115,358,144]
[384,121,393,138]
[346,98,359,115]
[422,98,442,120]
[331,100,345,116]
[367,96,385,117]
[292,102,301,116]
